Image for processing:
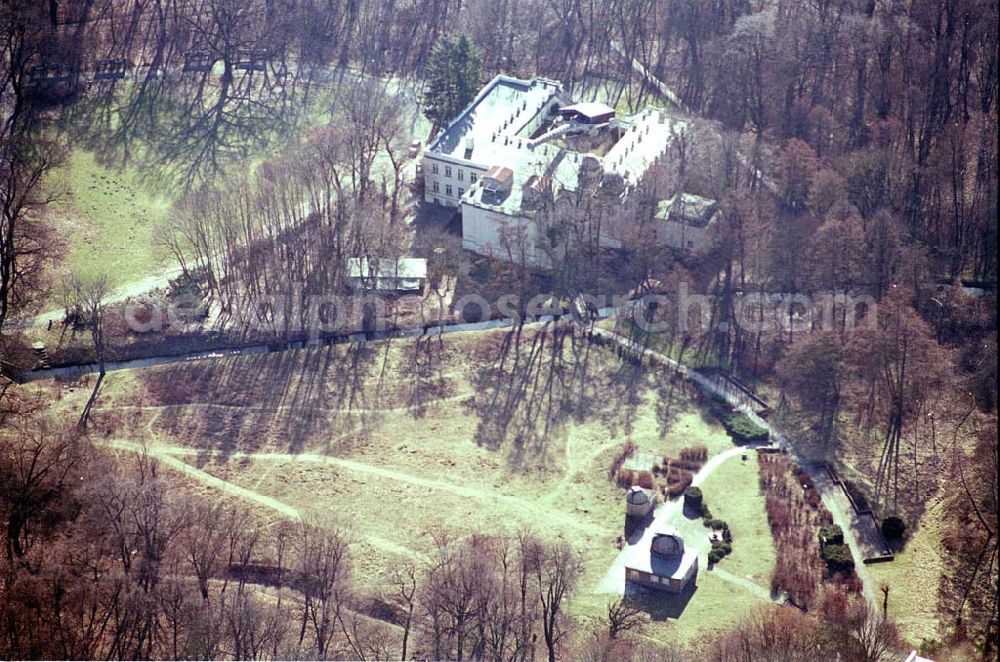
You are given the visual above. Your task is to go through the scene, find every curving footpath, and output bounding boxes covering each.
[590,327,877,608]
[597,443,760,595]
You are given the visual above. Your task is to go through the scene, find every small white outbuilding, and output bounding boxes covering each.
[346,257,428,292]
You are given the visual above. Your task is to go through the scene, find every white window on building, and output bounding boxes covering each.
[433,197,440,204]
[445,166,452,178]
[458,188,464,197]
[446,185,453,196]
[433,181,440,192]
[432,163,439,174]
[470,172,477,183]
[457,169,464,181]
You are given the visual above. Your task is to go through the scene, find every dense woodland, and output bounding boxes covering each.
[1,0,998,659]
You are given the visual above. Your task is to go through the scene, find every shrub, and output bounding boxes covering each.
[615,468,635,488]
[683,486,703,509]
[721,412,770,443]
[0,333,36,380]
[713,541,732,556]
[819,525,844,545]
[671,459,703,472]
[608,441,638,481]
[665,474,692,498]
[760,453,857,607]
[169,271,203,300]
[679,446,708,464]
[709,519,728,531]
[708,549,724,564]
[882,516,906,540]
[635,470,655,490]
[821,544,855,571]
[668,471,693,496]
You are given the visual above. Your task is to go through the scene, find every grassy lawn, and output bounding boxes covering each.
[42,149,174,288]
[699,450,777,588]
[867,493,949,649]
[46,324,776,646]
[571,75,663,116]
[36,73,429,304]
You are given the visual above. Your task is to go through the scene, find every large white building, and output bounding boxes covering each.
[422,75,718,265]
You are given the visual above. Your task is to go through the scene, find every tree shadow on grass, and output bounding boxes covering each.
[465,324,612,469]
[464,325,674,470]
[140,343,380,460]
[61,64,310,193]
[397,335,457,418]
[681,503,704,521]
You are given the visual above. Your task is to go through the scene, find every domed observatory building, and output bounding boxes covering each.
[624,527,699,593]
[625,486,654,519]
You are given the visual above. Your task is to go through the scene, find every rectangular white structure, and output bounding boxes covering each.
[421,75,704,266]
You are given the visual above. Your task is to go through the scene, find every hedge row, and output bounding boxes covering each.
[721,411,770,443]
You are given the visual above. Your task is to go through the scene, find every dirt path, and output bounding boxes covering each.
[597,443,750,594]
[93,391,474,418]
[96,439,424,560]
[591,327,878,607]
[710,567,777,603]
[545,435,628,503]
[15,264,186,331]
[98,439,606,537]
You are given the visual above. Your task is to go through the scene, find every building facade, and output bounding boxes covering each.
[624,528,699,594]
[422,75,705,266]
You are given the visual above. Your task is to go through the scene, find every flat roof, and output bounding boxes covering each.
[434,79,689,219]
[428,75,565,165]
[604,108,687,187]
[560,101,615,119]
[656,192,719,227]
[346,257,427,280]
[463,148,585,216]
